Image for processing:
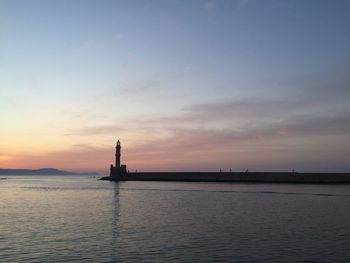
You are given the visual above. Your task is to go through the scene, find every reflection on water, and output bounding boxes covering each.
[1,176,350,262]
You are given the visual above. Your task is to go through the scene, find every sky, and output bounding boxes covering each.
[1,0,350,173]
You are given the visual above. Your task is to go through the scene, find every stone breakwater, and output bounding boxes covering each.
[100,172,350,183]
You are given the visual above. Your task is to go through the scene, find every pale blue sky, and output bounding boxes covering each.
[1,0,350,172]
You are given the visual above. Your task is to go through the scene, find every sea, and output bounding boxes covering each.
[1,175,350,262]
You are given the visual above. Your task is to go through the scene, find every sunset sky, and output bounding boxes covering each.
[1,0,349,173]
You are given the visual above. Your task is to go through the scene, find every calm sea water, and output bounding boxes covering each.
[1,176,350,262]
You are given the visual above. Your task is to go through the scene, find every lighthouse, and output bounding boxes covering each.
[115,140,121,168]
[110,140,127,179]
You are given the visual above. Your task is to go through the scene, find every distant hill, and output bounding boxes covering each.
[0,168,99,176]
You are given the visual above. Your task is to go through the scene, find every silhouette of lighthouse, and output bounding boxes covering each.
[110,140,127,178]
[115,140,121,168]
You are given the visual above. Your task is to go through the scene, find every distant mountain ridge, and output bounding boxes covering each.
[0,168,98,175]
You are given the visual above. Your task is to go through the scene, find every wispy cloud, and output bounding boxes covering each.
[64,61,350,171]
[67,125,124,136]
[127,112,350,148]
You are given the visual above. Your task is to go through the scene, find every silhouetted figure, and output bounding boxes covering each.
[245,169,249,173]
[230,168,232,172]
[220,168,222,172]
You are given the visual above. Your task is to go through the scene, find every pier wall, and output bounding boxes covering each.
[102,172,350,183]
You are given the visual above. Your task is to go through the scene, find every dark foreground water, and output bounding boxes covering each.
[1,176,350,262]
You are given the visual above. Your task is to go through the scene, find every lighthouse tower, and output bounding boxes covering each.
[110,140,127,179]
[115,140,121,168]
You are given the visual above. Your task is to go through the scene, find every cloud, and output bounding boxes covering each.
[124,123,350,172]
[276,114,350,137]
[67,125,124,136]
[26,61,349,172]
[111,60,350,131]
[114,80,350,172]
[6,110,350,173]
[187,99,293,119]
[59,59,350,172]
[129,112,350,148]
